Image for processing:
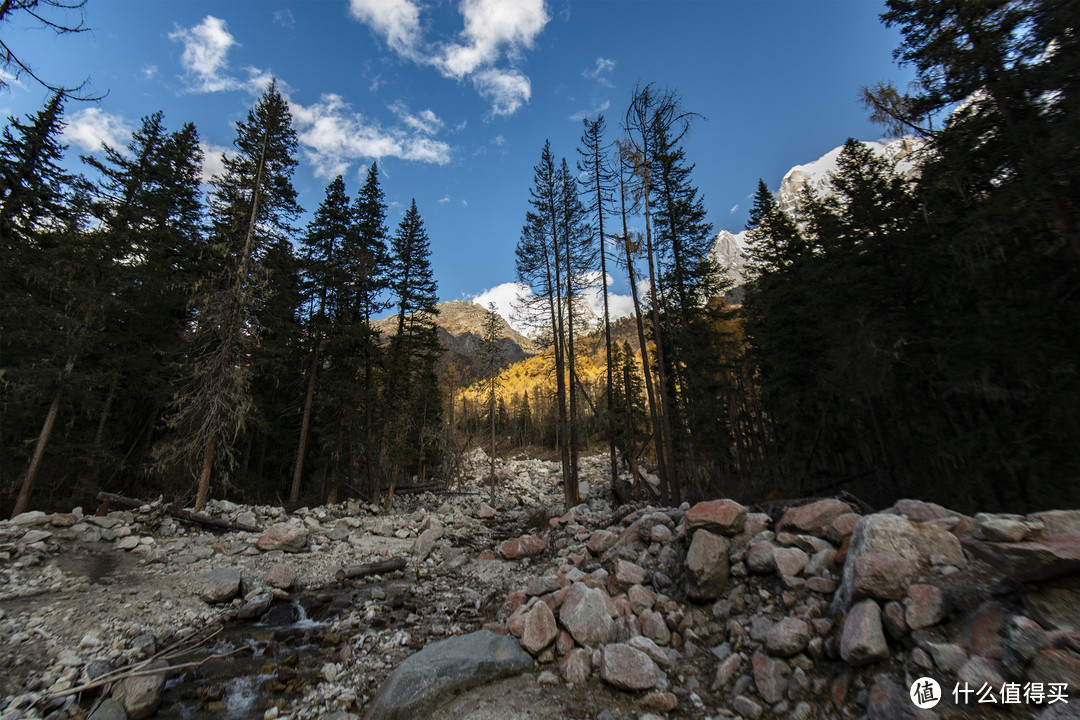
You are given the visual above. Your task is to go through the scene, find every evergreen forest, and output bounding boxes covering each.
[3,0,1077,516]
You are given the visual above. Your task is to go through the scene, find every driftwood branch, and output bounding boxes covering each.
[335,557,407,581]
[95,492,260,533]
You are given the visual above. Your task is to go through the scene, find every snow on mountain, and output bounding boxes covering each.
[778,136,923,215]
[712,136,923,290]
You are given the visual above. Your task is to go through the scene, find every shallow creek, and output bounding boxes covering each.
[155,580,413,719]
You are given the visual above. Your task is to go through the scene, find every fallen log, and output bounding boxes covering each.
[335,557,407,582]
[95,492,260,533]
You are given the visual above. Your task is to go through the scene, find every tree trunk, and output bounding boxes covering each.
[194,410,219,512]
[289,344,319,505]
[11,353,77,517]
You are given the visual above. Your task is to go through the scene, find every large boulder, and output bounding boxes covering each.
[962,533,1080,583]
[499,535,548,560]
[684,499,747,536]
[520,601,558,655]
[835,513,964,612]
[365,630,532,720]
[849,553,916,602]
[256,522,309,553]
[559,582,615,647]
[684,528,730,601]
[197,568,241,604]
[777,499,853,538]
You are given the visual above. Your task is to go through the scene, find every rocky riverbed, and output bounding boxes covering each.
[1,451,1078,720]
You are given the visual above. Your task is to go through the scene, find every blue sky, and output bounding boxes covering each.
[2,0,915,315]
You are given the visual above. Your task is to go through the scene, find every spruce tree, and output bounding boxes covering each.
[290,175,351,504]
[338,162,389,501]
[383,199,442,487]
[157,79,300,511]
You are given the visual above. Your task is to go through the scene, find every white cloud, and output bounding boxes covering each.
[170,16,239,93]
[349,0,422,59]
[472,67,531,117]
[290,93,452,179]
[438,0,548,77]
[349,0,548,116]
[438,195,451,204]
[62,108,133,154]
[730,204,739,214]
[583,57,615,86]
[140,65,158,80]
[579,271,634,321]
[472,282,534,335]
[199,141,230,183]
[0,67,25,89]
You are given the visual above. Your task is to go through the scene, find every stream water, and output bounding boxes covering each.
[155,580,412,719]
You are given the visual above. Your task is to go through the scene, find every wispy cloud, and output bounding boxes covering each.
[583,57,615,87]
[290,93,452,179]
[62,108,134,154]
[569,99,610,122]
[390,101,445,135]
[349,0,549,117]
[272,9,295,29]
[730,204,739,214]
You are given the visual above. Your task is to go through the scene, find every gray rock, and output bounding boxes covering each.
[924,642,967,673]
[685,528,730,601]
[974,513,1035,542]
[746,541,777,575]
[840,600,889,667]
[559,582,615,647]
[365,630,532,720]
[765,617,811,658]
[20,529,52,544]
[905,584,946,630]
[751,651,791,704]
[835,513,963,612]
[961,533,1080,583]
[112,662,166,720]
[732,694,762,719]
[87,698,128,720]
[234,591,273,620]
[263,563,298,590]
[197,568,242,603]
[850,552,916,602]
[256,522,309,553]
[1023,585,1080,632]
[520,600,558,655]
[598,643,658,690]
[772,546,809,578]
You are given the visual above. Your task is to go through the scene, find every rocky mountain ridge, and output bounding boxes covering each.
[375,300,538,382]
